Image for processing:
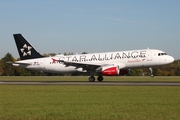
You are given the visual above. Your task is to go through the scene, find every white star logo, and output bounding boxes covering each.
[20,44,32,56]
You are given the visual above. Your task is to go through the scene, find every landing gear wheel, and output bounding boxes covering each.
[149,67,154,78]
[150,74,154,78]
[97,76,103,82]
[89,76,95,82]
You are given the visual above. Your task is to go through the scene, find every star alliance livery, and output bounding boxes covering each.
[11,34,174,82]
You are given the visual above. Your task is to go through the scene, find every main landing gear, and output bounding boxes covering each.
[88,76,104,82]
[149,67,154,78]
[88,76,95,82]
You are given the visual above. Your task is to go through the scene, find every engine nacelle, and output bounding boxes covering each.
[119,69,130,75]
[101,65,120,76]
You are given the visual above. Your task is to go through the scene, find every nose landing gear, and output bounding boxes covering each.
[149,67,154,78]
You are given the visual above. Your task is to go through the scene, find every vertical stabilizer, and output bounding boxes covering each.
[13,34,43,60]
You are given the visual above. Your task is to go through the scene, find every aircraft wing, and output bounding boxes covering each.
[60,60,100,71]
[59,60,113,71]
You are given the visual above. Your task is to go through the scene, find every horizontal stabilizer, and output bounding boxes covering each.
[14,61,32,65]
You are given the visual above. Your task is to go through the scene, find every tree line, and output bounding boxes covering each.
[0,53,180,76]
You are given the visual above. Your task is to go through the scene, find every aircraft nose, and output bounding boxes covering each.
[168,56,174,63]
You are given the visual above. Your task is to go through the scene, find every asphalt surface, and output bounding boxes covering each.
[0,81,180,86]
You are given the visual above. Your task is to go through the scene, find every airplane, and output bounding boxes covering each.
[11,34,174,82]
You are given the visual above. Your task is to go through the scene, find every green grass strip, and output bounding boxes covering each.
[0,85,180,120]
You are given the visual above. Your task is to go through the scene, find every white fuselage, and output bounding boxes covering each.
[13,49,174,74]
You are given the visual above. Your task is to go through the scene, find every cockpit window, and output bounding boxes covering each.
[158,53,167,56]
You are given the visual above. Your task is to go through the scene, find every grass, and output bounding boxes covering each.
[0,85,180,120]
[0,76,180,82]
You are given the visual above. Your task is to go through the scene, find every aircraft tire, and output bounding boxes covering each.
[89,76,95,82]
[97,76,103,82]
[150,74,154,78]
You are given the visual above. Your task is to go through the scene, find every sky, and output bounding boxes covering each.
[0,0,180,59]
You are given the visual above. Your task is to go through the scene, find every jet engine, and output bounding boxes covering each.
[101,65,120,76]
[119,69,130,75]
[98,65,129,76]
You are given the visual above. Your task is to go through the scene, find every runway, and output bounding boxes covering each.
[0,81,180,86]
